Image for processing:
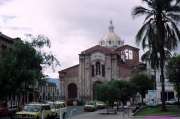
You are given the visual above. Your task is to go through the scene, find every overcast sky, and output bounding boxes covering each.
[0,0,177,78]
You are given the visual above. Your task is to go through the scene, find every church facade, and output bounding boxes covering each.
[59,22,144,102]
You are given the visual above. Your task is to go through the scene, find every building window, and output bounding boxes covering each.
[161,92,174,101]
[109,41,111,45]
[101,41,105,45]
[125,49,133,60]
[92,65,95,77]
[96,62,101,75]
[118,41,121,45]
[1,44,7,50]
[102,65,105,77]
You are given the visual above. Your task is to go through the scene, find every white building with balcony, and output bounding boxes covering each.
[146,63,177,104]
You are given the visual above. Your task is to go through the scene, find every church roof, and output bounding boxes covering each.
[59,64,79,78]
[80,44,139,55]
[115,45,139,51]
[81,45,114,55]
[102,30,121,42]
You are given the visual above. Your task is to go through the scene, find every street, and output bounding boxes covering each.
[0,106,84,119]
[66,106,84,117]
[0,106,130,119]
[1,106,180,119]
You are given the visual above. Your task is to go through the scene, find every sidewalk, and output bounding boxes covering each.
[130,116,180,119]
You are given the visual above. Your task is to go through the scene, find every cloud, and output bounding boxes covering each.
[3,0,177,78]
[0,0,12,5]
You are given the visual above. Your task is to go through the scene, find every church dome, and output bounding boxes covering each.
[99,21,124,48]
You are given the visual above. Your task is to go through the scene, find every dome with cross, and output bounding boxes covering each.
[99,21,124,48]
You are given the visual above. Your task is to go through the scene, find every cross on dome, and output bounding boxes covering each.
[109,20,114,32]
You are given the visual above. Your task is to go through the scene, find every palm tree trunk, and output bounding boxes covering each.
[160,55,166,111]
[141,95,144,104]
[177,84,180,106]
[156,12,166,111]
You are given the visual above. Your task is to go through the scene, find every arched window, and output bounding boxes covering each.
[96,62,101,75]
[68,83,77,99]
[92,65,95,77]
[101,41,105,45]
[102,65,105,77]
[118,41,121,45]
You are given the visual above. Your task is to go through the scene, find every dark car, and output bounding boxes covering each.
[8,105,19,118]
[0,102,9,117]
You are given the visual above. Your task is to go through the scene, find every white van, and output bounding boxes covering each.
[47,101,67,119]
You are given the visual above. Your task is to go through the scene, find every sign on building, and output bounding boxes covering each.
[146,90,158,106]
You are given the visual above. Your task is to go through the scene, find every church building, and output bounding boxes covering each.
[59,21,144,102]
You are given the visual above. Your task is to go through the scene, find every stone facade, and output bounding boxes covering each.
[59,22,144,102]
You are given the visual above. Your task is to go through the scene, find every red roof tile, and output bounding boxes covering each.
[81,45,114,55]
[115,45,139,51]
[59,65,79,78]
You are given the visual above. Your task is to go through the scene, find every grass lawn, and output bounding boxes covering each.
[135,105,180,116]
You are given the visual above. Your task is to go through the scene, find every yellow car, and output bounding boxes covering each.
[15,103,53,119]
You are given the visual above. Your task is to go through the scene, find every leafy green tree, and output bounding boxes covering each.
[96,81,119,106]
[0,35,59,102]
[132,0,180,110]
[109,80,136,105]
[130,73,154,104]
[167,55,180,105]
[96,80,136,107]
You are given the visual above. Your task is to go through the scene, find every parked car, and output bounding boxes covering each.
[84,101,97,112]
[8,105,19,118]
[166,99,177,104]
[47,101,67,119]
[0,102,9,117]
[15,102,54,119]
[95,101,106,109]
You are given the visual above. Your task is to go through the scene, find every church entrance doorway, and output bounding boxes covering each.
[68,83,78,99]
[93,81,102,100]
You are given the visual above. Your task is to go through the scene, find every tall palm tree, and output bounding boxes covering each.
[141,50,171,65]
[132,0,180,111]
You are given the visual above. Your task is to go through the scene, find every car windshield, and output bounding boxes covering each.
[96,101,104,104]
[50,103,64,109]
[23,105,41,112]
[87,102,95,105]
[49,103,55,109]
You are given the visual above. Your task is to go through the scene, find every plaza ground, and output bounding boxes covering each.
[72,110,130,119]
[72,107,180,119]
